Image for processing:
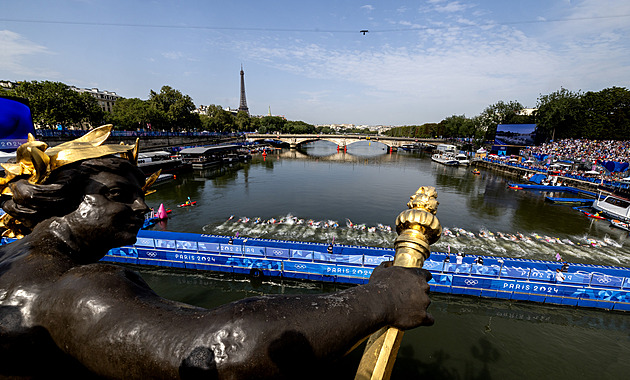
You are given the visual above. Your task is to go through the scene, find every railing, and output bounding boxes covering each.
[35,129,244,138]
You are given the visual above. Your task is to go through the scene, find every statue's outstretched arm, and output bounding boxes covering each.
[36,262,432,379]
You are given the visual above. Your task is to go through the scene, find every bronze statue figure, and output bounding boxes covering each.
[0,126,434,379]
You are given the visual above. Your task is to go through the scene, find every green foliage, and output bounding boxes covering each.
[77,92,105,126]
[478,100,528,140]
[148,86,199,131]
[316,126,334,134]
[0,87,14,97]
[235,111,251,132]
[535,88,582,141]
[259,116,286,133]
[384,123,439,138]
[579,87,630,140]
[13,80,104,128]
[108,98,159,130]
[285,120,315,134]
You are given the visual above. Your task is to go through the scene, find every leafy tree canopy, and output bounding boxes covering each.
[12,80,104,128]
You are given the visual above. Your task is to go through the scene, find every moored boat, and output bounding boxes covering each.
[138,151,189,175]
[455,153,470,166]
[431,153,459,165]
[593,191,630,222]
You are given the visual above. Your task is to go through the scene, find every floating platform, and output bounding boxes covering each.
[99,229,630,312]
[508,184,598,197]
[545,197,594,205]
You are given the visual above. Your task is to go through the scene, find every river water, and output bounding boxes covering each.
[140,141,630,379]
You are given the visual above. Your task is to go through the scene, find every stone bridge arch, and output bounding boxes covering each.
[245,134,443,151]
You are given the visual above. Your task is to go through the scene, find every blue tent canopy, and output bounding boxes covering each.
[599,160,629,173]
[0,96,36,152]
[529,174,547,184]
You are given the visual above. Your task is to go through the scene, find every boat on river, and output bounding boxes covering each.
[431,144,460,165]
[90,229,630,312]
[431,153,459,166]
[593,191,630,222]
[138,151,189,175]
[454,153,470,166]
[180,145,251,169]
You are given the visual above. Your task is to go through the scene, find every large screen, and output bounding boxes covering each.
[493,124,536,147]
[0,96,36,152]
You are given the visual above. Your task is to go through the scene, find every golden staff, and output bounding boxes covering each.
[355,186,441,380]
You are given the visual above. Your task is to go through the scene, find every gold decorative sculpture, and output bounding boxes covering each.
[355,186,442,380]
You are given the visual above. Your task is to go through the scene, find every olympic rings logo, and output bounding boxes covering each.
[596,276,611,284]
[147,251,157,258]
[294,264,307,270]
[464,279,478,286]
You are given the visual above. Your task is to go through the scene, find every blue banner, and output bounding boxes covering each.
[290,249,313,260]
[324,265,372,279]
[176,240,198,251]
[0,96,36,152]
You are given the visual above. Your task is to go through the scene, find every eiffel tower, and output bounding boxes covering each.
[238,64,249,115]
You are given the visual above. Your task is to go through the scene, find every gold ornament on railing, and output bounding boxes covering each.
[355,186,441,380]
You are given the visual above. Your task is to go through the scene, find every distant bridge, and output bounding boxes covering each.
[244,134,445,150]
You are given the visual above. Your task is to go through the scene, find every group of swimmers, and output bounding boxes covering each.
[225,215,393,232]
[221,216,617,248]
[442,227,616,248]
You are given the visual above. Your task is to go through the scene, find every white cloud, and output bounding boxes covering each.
[162,51,184,60]
[361,5,374,12]
[432,1,475,13]
[0,30,56,77]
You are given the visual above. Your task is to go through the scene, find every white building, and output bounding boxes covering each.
[70,86,121,113]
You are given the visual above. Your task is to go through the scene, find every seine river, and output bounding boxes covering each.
[140,141,629,379]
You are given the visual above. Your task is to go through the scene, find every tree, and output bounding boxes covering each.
[235,110,251,132]
[107,98,160,130]
[534,88,582,141]
[260,116,286,133]
[147,86,198,131]
[14,81,92,128]
[213,108,235,132]
[580,87,630,140]
[285,120,315,134]
[383,123,439,138]
[478,100,525,141]
[77,92,105,128]
[439,115,478,138]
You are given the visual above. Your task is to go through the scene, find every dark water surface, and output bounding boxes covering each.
[140,141,630,379]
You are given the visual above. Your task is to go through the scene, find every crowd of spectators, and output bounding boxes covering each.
[523,139,630,165]
[483,139,630,186]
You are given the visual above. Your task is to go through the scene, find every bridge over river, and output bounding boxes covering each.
[245,133,445,151]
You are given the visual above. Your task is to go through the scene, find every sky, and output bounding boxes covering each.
[1,0,630,126]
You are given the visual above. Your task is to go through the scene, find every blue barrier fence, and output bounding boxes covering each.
[101,230,630,311]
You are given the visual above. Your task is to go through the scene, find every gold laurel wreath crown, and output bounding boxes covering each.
[0,124,160,238]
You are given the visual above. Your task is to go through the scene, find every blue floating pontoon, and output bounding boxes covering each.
[99,229,630,312]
